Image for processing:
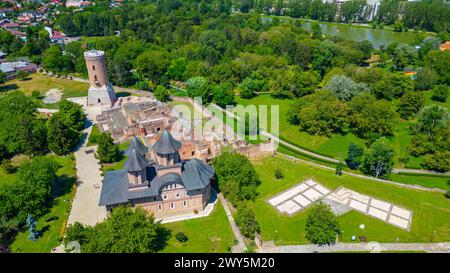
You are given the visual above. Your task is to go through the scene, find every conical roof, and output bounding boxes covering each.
[152,130,181,155]
[125,136,148,157]
[181,159,215,189]
[124,148,148,172]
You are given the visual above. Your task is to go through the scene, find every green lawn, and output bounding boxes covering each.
[250,155,450,245]
[390,173,450,191]
[87,125,102,146]
[0,73,89,98]
[235,94,428,167]
[163,201,236,253]
[8,155,77,253]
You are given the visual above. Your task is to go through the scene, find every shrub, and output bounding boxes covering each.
[274,168,283,179]
[335,163,343,175]
[305,202,341,246]
[235,203,260,239]
[175,232,188,243]
[431,85,448,102]
[31,90,41,99]
[1,159,17,174]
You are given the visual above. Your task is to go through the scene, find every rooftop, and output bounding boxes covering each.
[84,49,105,58]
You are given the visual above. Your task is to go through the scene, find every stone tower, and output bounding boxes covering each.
[84,49,116,106]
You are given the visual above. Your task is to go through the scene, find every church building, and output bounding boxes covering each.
[99,130,214,217]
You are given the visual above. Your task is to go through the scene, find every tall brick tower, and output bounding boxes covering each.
[84,49,116,106]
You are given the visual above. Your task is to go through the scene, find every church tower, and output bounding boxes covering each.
[84,50,117,106]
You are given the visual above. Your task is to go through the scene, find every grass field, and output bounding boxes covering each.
[8,155,77,253]
[235,94,430,167]
[163,201,235,253]
[249,155,450,245]
[0,73,89,98]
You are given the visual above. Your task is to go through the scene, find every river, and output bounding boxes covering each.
[262,17,422,48]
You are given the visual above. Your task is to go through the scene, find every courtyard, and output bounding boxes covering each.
[267,179,412,230]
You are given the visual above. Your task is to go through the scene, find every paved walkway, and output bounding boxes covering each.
[392,168,450,176]
[67,144,107,226]
[66,106,108,227]
[259,242,450,253]
[218,193,247,253]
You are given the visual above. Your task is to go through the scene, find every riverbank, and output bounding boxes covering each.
[262,15,434,48]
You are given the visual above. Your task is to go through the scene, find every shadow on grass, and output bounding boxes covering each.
[116,91,132,97]
[154,226,172,252]
[0,84,19,92]
[52,174,76,199]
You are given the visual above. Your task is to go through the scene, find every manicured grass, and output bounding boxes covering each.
[250,155,450,245]
[390,173,450,190]
[9,155,77,253]
[235,95,361,160]
[163,201,236,253]
[0,73,89,98]
[87,125,102,146]
[236,94,429,167]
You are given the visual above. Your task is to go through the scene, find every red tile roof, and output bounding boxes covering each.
[440,42,450,51]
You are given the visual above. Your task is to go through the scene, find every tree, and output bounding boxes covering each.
[96,133,119,163]
[0,92,38,157]
[348,93,398,138]
[42,45,72,73]
[423,151,450,172]
[64,206,170,253]
[211,151,261,206]
[108,54,135,87]
[414,105,449,137]
[0,71,5,84]
[235,203,260,239]
[424,50,450,85]
[11,156,59,222]
[292,71,319,98]
[305,202,341,246]
[238,77,263,99]
[361,138,394,178]
[358,40,373,59]
[185,77,211,103]
[134,50,169,84]
[212,83,235,108]
[47,114,81,155]
[346,142,364,170]
[414,67,438,91]
[288,90,348,136]
[311,23,322,39]
[397,91,425,119]
[153,85,171,103]
[431,85,449,103]
[58,100,85,132]
[325,75,368,101]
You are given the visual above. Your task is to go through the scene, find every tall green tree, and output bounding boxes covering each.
[96,133,119,163]
[305,201,341,246]
[361,137,394,178]
[64,206,170,253]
